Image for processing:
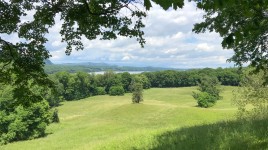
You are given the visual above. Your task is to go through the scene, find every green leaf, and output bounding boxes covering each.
[144,0,152,10]
[152,0,184,10]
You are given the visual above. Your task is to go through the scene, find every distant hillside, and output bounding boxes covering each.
[44,62,182,74]
[44,59,53,65]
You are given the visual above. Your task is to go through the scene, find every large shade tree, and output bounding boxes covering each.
[192,0,268,71]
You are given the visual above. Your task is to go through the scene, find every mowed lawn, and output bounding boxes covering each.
[1,86,238,150]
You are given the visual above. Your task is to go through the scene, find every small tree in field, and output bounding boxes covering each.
[193,76,221,108]
[132,82,143,104]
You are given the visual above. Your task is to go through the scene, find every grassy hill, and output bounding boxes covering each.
[2,86,268,149]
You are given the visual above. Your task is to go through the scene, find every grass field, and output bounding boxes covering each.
[1,86,268,149]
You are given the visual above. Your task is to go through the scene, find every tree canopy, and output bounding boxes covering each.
[192,0,268,71]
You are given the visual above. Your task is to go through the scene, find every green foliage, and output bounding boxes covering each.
[132,83,143,104]
[193,92,217,108]
[94,87,106,95]
[0,100,50,145]
[50,108,60,123]
[72,72,93,99]
[142,68,241,88]
[233,68,268,119]
[197,75,221,100]
[109,86,124,96]
[120,72,132,92]
[147,0,184,10]
[193,75,221,108]
[0,84,13,102]
[97,71,122,93]
[192,0,268,71]
[137,74,151,89]
[130,74,151,90]
[44,75,64,107]
[54,71,97,101]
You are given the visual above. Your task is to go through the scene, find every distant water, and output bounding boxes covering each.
[89,71,145,75]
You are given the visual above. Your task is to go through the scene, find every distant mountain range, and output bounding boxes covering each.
[44,60,185,74]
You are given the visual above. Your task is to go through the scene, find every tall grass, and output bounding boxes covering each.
[150,118,268,150]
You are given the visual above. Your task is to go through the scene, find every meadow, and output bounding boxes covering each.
[1,86,268,150]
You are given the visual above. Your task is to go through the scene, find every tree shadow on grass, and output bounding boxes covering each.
[150,118,268,150]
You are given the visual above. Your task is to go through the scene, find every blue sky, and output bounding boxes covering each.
[6,1,236,68]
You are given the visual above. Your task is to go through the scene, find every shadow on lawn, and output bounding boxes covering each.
[150,118,268,150]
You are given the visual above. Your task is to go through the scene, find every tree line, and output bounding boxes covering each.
[44,67,241,106]
[143,67,241,88]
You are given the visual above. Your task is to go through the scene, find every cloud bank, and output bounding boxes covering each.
[45,1,235,68]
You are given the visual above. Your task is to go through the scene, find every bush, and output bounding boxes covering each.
[193,92,217,108]
[0,100,51,145]
[132,82,143,103]
[109,86,124,96]
[94,87,106,95]
[193,75,221,108]
[51,108,60,123]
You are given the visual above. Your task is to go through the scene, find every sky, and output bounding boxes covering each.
[8,1,236,69]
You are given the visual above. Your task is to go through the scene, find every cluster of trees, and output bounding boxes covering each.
[44,67,240,105]
[0,84,59,145]
[142,68,241,88]
[46,71,150,104]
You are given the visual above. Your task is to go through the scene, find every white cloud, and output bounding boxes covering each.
[195,43,215,52]
[122,56,131,61]
[51,40,63,47]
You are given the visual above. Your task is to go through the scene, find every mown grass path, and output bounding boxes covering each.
[1,86,238,150]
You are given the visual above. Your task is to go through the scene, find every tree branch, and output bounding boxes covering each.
[82,0,130,16]
[0,38,15,71]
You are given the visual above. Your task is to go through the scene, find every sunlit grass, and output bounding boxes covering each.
[1,86,240,150]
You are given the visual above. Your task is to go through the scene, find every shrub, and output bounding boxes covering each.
[51,108,60,123]
[0,100,50,145]
[193,75,221,108]
[109,86,124,96]
[132,82,143,103]
[94,87,106,95]
[193,92,217,108]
